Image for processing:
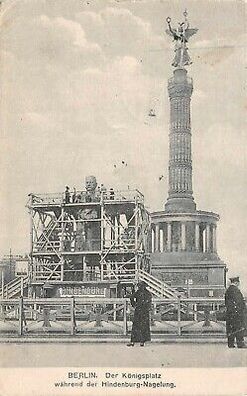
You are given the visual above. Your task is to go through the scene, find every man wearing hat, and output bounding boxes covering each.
[127,281,152,347]
[225,276,246,348]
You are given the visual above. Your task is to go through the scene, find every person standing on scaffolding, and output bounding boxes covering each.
[72,187,77,203]
[64,186,70,204]
[127,281,152,347]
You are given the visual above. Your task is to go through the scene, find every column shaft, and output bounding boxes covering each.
[212,225,217,253]
[155,224,160,252]
[168,69,193,198]
[151,227,155,253]
[163,225,167,251]
[181,222,186,251]
[195,223,200,251]
[160,227,164,252]
[167,222,172,252]
[165,68,196,212]
[205,224,211,252]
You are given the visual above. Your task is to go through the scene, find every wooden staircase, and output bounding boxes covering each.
[1,276,29,299]
[138,269,184,298]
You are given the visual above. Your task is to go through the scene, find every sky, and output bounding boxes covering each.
[0,0,246,288]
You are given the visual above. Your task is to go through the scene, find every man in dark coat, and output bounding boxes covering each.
[225,276,246,348]
[127,281,152,347]
[64,186,71,204]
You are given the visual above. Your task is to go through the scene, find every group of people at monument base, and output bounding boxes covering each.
[127,277,247,348]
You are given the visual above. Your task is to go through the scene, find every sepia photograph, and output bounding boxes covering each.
[0,0,246,395]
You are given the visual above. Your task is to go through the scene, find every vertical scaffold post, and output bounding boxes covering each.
[20,277,24,297]
[113,303,117,321]
[193,303,198,321]
[29,195,33,248]
[100,197,104,281]
[60,207,65,281]
[134,200,139,280]
[1,271,4,299]
[29,195,34,279]
[134,200,138,252]
[18,296,24,336]
[123,299,127,335]
[177,296,181,336]
[70,296,76,336]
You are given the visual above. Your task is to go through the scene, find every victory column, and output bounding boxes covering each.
[150,11,227,298]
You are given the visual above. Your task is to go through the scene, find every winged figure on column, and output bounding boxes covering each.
[166,10,198,68]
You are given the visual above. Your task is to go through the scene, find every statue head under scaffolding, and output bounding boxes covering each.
[85,175,97,192]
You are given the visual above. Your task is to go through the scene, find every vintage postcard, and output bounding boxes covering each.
[0,0,246,395]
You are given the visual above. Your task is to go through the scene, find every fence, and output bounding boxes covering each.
[0,297,226,338]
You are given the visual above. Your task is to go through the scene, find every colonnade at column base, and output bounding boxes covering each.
[151,210,220,255]
[150,209,227,297]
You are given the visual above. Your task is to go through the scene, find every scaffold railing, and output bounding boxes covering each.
[27,189,144,206]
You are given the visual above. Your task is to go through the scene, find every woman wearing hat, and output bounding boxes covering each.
[225,276,246,348]
[127,281,152,347]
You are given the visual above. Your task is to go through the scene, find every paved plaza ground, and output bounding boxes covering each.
[0,342,246,368]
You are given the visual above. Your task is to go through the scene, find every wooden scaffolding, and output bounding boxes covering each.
[27,189,150,297]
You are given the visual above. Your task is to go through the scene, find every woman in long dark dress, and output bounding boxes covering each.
[127,281,152,347]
